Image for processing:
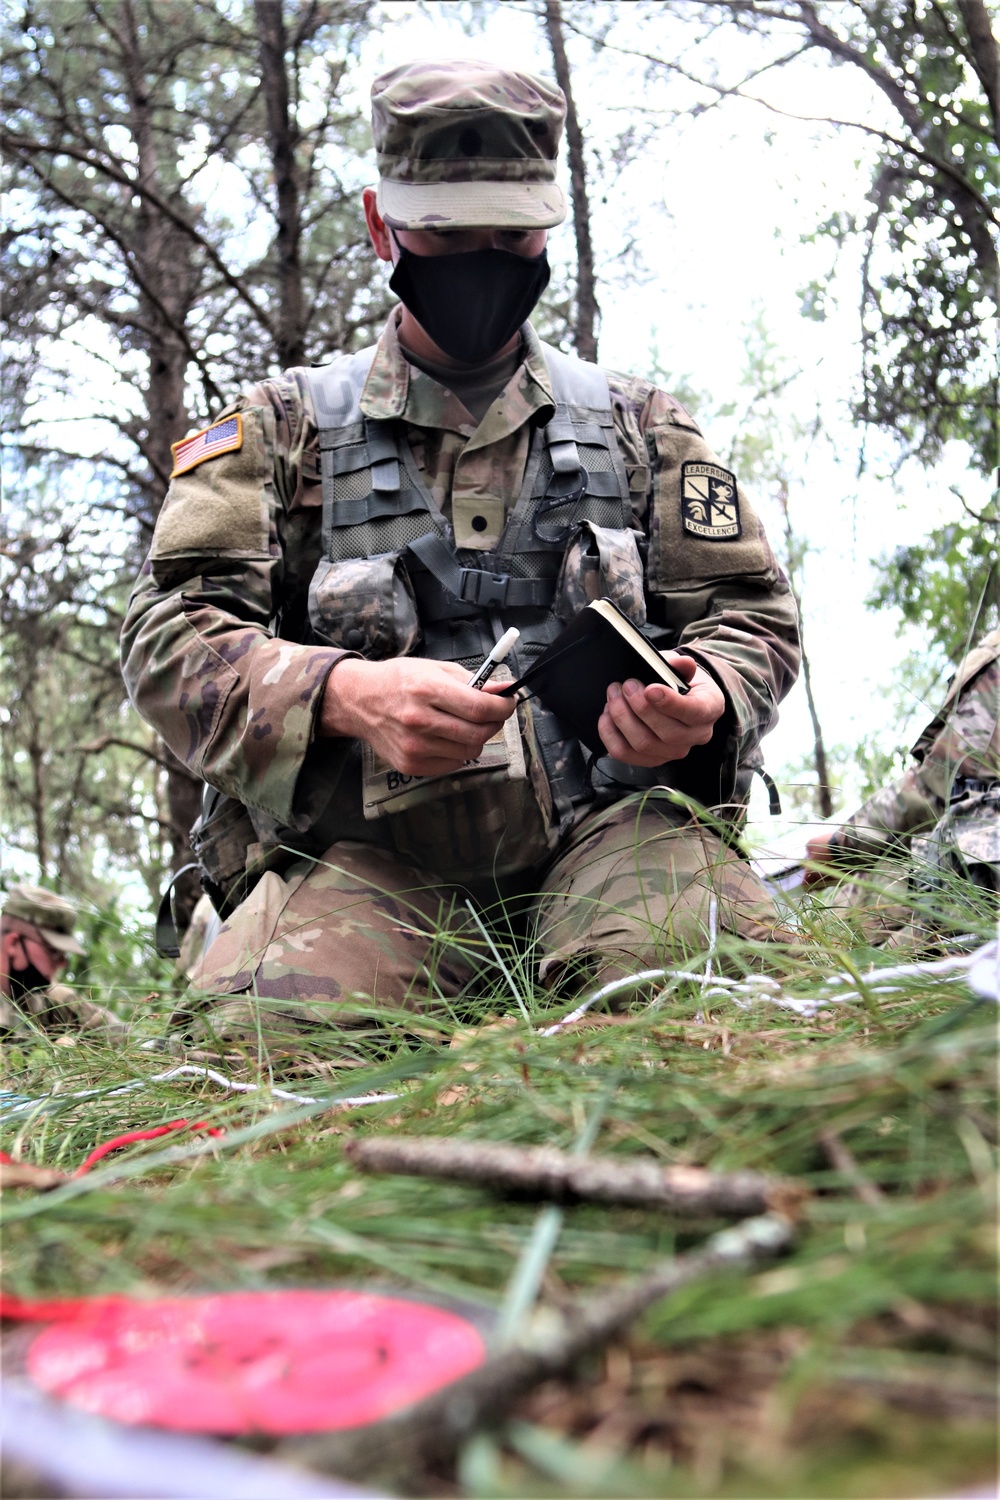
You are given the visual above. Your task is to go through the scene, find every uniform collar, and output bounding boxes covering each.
[360,308,556,436]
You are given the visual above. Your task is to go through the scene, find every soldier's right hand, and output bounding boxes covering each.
[803,831,837,888]
[319,657,516,776]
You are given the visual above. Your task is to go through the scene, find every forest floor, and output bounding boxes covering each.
[1,873,996,1499]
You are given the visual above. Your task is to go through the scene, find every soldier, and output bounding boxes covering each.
[175,891,223,981]
[805,628,999,943]
[121,60,800,1047]
[0,883,95,1033]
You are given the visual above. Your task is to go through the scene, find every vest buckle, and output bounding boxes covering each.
[460,568,510,607]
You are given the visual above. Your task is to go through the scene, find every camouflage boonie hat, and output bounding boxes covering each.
[371,59,568,230]
[2,884,85,957]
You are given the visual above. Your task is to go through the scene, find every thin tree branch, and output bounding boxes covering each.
[345,1136,808,1216]
[6,147,226,410]
[294,1214,796,1482]
[70,735,178,775]
[2,130,276,342]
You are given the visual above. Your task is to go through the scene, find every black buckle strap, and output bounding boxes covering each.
[407,531,555,611]
[155,862,202,959]
[459,569,512,608]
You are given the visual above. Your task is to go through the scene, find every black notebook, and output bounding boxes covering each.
[499,598,690,756]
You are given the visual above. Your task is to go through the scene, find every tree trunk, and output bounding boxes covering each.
[120,0,203,915]
[776,485,834,819]
[26,696,48,881]
[120,0,193,517]
[542,0,600,362]
[799,620,834,821]
[956,0,999,142]
[254,0,306,369]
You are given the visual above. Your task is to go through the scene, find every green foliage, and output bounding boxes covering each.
[586,0,998,473]
[867,512,1000,662]
[0,0,389,899]
[805,0,999,474]
[0,468,167,900]
[67,896,179,1007]
[1,880,996,1494]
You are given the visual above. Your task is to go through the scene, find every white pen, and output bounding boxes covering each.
[467,627,520,689]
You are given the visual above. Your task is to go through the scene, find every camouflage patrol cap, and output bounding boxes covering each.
[371,59,568,231]
[2,884,85,956]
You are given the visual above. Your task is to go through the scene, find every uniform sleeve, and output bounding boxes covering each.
[912,656,1000,804]
[120,385,354,828]
[828,768,940,862]
[829,652,999,862]
[612,381,801,805]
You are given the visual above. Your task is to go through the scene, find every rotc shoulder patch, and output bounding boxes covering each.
[170,415,243,478]
[680,461,741,540]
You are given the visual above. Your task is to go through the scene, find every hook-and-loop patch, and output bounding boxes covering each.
[170,415,244,478]
[680,460,741,540]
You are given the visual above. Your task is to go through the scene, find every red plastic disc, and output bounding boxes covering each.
[24,1289,486,1433]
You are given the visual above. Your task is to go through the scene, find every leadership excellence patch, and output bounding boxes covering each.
[170,415,243,478]
[680,461,741,540]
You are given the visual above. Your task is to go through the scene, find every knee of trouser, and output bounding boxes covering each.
[536,875,795,995]
[178,991,355,1049]
[539,912,719,996]
[536,900,716,994]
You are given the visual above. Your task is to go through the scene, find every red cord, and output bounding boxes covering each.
[0,1292,130,1320]
[73,1118,225,1175]
[0,1118,224,1180]
[1,1121,226,1317]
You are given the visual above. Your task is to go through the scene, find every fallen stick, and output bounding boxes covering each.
[344,1136,807,1218]
[0,1161,68,1191]
[291,1212,794,1483]
[819,1127,886,1208]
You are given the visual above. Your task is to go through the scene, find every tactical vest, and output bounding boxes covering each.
[299,341,647,874]
[158,345,757,951]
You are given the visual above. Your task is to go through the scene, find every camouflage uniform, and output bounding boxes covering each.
[0,884,123,1035]
[825,629,999,941]
[121,62,800,1043]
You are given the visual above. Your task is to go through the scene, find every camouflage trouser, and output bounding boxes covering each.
[826,862,915,948]
[827,794,999,950]
[185,795,790,1045]
[0,983,126,1037]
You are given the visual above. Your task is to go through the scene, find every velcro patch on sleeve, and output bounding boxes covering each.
[170,415,243,478]
[151,405,271,561]
[680,461,741,540]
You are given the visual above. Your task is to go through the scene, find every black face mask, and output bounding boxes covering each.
[389,244,550,366]
[8,959,55,999]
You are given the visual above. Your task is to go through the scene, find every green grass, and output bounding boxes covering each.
[1,875,996,1497]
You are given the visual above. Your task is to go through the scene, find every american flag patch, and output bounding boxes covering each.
[170,414,243,477]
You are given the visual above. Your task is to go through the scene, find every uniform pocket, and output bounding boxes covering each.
[555,522,647,626]
[308,552,421,658]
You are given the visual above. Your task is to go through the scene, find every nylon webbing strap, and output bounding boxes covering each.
[364,418,401,493]
[305,348,376,429]
[154,862,201,959]
[407,531,555,609]
[756,769,782,817]
[541,343,612,411]
[543,416,581,476]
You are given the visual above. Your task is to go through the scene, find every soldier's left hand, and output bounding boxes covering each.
[597,656,725,767]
